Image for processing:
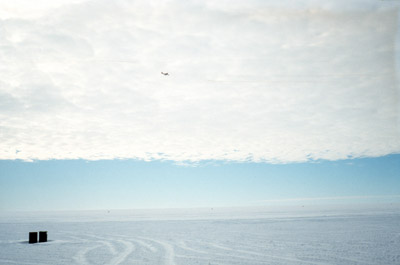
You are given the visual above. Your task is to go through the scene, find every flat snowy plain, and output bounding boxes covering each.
[1,205,399,265]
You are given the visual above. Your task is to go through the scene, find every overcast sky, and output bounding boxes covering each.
[1,0,400,211]
[0,0,399,164]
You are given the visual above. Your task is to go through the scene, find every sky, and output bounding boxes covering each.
[1,156,400,211]
[0,0,400,211]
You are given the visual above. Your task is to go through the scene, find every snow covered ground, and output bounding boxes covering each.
[1,205,399,265]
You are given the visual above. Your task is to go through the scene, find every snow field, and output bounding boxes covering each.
[0,209,399,265]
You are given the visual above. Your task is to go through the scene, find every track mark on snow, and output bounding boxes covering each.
[206,242,326,265]
[0,259,41,265]
[132,239,157,253]
[138,237,176,265]
[73,244,102,265]
[176,240,208,254]
[109,239,135,265]
[78,234,119,256]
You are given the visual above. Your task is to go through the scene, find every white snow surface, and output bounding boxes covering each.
[1,205,400,265]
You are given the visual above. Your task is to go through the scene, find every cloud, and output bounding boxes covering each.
[0,0,399,163]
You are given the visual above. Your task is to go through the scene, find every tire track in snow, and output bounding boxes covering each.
[176,240,208,254]
[73,244,102,265]
[72,233,134,265]
[108,239,135,265]
[84,235,118,256]
[138,237,176,265]
[206,242,327,265]
[0,259,42,265]
[131,238,157,253]
[100,241,118,255]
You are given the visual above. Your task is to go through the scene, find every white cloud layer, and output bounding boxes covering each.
[1,0,399,163]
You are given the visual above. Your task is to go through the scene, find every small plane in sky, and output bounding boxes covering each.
[161,72,169,76]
